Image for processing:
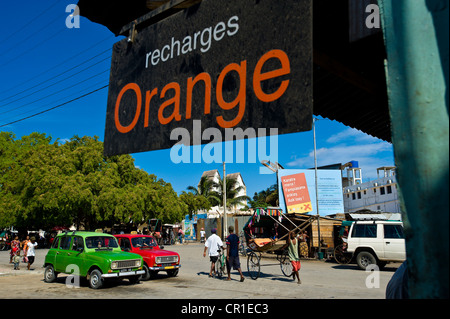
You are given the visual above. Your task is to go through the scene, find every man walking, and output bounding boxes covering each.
[200,228,206,243]
[203,228,224,278]
[26,237,38,270]
[287,230,301,284]
[226,226,245,282]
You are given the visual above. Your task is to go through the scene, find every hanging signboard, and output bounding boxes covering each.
[104,0,312,156]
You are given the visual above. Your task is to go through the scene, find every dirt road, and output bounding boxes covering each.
[0,243,398,300]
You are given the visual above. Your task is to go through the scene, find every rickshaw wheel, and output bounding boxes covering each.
[334,244,352,264]
[247,251,260,280]
[279,251,293,277]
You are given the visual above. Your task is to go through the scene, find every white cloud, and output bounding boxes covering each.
[57,138,71,144]
[326,128,379,144]
[286,128,394,181]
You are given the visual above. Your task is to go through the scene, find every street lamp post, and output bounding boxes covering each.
[223,161,227,241]
[313,118,322,258]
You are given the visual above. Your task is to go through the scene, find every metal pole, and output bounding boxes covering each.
[313,118,322,258]
[223,162,227,241]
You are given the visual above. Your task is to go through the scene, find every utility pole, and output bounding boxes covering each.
[313,118,322,258]
[223,162,227,240]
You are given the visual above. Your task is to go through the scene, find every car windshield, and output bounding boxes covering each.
[85,236,119,249]
[131,236,157,248]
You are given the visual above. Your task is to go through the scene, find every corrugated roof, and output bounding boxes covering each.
[349,213,388,220]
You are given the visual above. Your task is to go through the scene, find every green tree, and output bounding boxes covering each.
[212,176,250,212]
[187,175,221,206]
[0,133,187,230]
[249,184,278,208]
[179,191,211,219]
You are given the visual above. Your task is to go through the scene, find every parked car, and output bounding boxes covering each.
[43,231,145,289]
[346,220,406,270]
[114,234,180,280]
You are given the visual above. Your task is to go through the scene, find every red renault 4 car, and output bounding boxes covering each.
[114,234,180,280]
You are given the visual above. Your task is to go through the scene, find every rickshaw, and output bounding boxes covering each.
[243,208,316,280]
[333,220,354,264]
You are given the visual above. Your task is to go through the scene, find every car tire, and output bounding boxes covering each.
[141,264,151,281]
[89,269,104,289]
[149,270,159,279]
[128,275,141,285]
[356,251,377,270]
[44,265,57,283]
[167,269,179,277]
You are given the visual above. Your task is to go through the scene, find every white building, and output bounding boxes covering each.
[343,166,402,215]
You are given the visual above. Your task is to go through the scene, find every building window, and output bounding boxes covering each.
[380,187,386,195]
[364,190,367,195]
[373,188,377,193]
[387,185,392,194]
[352,193,356,200]
[357,192,361,199]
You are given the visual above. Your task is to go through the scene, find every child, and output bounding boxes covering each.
[287,230,301,284]
[12,247,21,270]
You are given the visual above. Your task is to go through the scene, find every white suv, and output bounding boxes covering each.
[346,220,406,270]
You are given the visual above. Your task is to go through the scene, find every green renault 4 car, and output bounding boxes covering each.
[43,231,145,289]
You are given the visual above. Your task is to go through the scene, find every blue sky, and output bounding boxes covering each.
[0,0,395,200]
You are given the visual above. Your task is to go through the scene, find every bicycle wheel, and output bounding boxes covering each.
[239,234,248,257]
[222,255,228,275]
[279,251,293,277]
[238,242,246,257]
[247,251,260,280]
[334,244,352,264]
[215,256,223,278]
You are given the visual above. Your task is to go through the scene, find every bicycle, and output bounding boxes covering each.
[238,231,248,257]
[215,245,228,278]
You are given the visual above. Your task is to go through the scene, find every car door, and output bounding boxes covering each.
[65,236,86,276]
[54,235,72,273]
[350,223,380,252]
[45,236,60,267]
[383,224,406,260]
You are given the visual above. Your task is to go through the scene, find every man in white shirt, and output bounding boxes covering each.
[200,228,206,243]
[203,228,224,278]
[27,237,38,270]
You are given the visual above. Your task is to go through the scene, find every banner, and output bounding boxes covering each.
[281,173,313,214]
[278,169,344,216]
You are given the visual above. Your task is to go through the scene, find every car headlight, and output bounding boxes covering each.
[135,260,141,267]
[111,261,118,270]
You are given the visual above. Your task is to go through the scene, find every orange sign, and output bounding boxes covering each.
[103,0,312,156]
[281,173,313,214]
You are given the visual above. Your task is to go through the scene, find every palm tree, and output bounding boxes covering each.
[212,176,251,212]
[187,175,221,206]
